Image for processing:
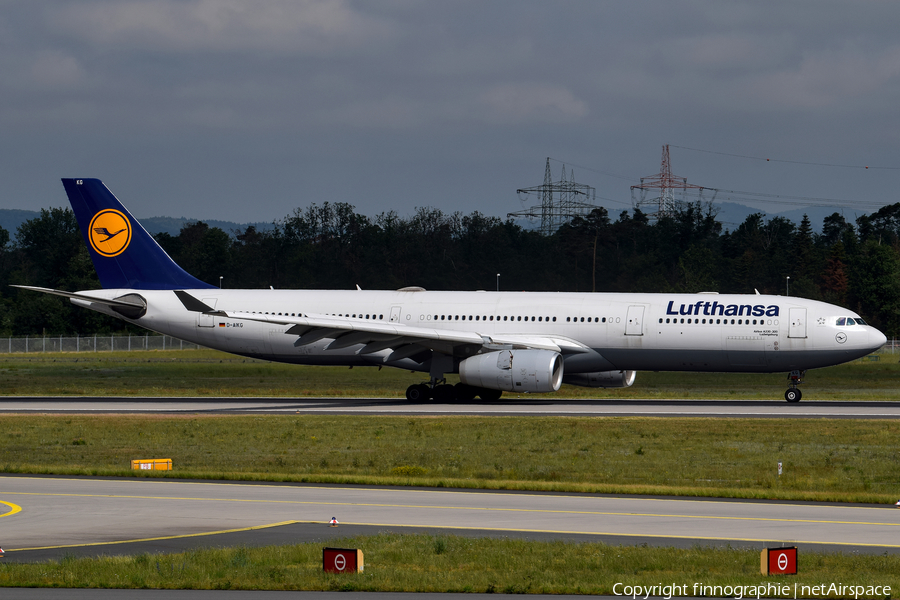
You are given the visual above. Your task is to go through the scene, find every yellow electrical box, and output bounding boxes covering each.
[131,459,172,471]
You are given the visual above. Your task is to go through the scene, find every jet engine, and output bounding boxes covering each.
[459,349,563,393]
[563,370,636,388]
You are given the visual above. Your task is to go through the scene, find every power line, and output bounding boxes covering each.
[547,157,636,182]
[669,144,900,171]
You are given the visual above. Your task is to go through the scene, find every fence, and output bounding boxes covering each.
[880,339,899,355]
[0,334,201,354]
[0,334,897,356]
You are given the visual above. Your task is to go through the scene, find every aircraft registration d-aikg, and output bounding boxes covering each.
[16,179,887,403]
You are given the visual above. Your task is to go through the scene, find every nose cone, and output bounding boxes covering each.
[869,327,888,352]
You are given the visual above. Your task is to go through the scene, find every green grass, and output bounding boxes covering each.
[0,348,899,399]
[2,535,899,594]
[2,414,898,503]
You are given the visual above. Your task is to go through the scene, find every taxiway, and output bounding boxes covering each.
[1,397,900,418]
[1,476,898,562]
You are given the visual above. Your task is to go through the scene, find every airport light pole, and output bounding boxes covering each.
[496,274,500,292]
[786,276,790,296]
[219,276,223,289]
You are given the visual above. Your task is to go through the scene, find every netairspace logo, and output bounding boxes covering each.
[612,582,892,599]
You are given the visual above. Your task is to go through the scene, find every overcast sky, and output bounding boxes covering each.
[2,1,899,224]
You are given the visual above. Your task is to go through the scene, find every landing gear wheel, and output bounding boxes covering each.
[454,383,475,402]
[785,370,805,402]
[433,384,456,402]
[406,384,431,402]
[476,388,503,401]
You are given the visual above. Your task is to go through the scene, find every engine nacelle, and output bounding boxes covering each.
[459,349,563,393]
[563,370,636,388]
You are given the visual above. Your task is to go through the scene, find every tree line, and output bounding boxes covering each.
[2,201,899,336]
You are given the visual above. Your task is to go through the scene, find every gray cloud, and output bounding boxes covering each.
[0,1,898,223]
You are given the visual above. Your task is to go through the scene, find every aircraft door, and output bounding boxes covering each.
[390,306,402,322]
[198,298,217,327]
[625,305,644,336]
[788,307,807,338]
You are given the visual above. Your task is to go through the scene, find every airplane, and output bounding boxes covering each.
[14,178,887,403]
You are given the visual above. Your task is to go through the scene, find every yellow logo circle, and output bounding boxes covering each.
[88,209,132,257]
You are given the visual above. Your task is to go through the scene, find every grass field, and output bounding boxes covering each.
[2,414,898,503]
[2,350,898,591]
[2,535,899,594]
[0,347,899,399]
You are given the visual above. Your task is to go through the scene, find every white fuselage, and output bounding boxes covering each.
[73,289,886,374]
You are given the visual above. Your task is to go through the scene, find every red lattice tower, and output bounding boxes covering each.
[631,144,709,219]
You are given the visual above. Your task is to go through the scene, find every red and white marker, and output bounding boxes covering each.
[329,517,339,526]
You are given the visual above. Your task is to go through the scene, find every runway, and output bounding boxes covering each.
[2,397,900,418]
[2,475,899,562]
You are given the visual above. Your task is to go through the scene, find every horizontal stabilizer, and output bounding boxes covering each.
[12,285,144,310]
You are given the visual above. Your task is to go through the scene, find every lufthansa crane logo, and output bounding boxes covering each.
[89,209,132,257]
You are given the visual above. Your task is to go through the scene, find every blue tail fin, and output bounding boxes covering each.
[62,178,215,290]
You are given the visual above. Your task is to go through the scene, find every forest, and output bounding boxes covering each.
[1,200,899,337]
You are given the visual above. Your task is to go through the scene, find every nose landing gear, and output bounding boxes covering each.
[784,370,805,402]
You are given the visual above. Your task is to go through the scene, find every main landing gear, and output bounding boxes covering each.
[405,379,502,403]
[405,353,503,403]
[784,370,805,402]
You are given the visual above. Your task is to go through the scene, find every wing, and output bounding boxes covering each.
[173,291,590,362]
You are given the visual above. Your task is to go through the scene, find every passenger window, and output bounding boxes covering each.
[587,317,592,323]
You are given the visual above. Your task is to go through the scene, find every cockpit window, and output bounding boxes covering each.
[835,317,866,326]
